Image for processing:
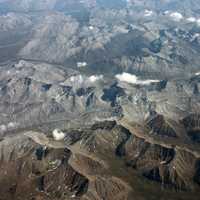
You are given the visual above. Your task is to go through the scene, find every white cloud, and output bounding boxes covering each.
[0,125,7,132]
[195,72,200,76]
[186,17,200,26]
[115,72,160,85]
[191,33,200,41]
[196,19,200,26]
[65,74,104,88]
[144,10,153,17]
[0,122,19,132]
[186,17,196,23]
[69,75,84,83]
[77,62,87,68]
[116,73,137,84]
[89,26,94,30]
[169,12,183,22]
[88,75,103,82]
[52,129,66,141]
[7,122,19,128]
[138,79,160,85]
[164,10,170,15]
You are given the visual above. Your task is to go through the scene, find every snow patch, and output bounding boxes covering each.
[115,72,160,85]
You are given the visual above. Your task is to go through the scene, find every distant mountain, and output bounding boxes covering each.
[0,0,97,12]
[128,0,200,14]
[0,1,200,200]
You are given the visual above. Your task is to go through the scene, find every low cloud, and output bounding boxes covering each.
[115,72,160,85]
[144,10,153,17]
[88,75,103,82]
[166,12,200,26]
[186,17,196,23]
[69,75,84,84]
[77,62,87,68]
[0,122,19,132]
[52,129,66,141]
[169,12,183,22]
[186,17,200,26]
[195,72,200,76]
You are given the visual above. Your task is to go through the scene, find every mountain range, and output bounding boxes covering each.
[0,1,200,200]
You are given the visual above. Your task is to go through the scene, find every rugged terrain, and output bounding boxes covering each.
[0,59,199,200]
[0,0,200,200]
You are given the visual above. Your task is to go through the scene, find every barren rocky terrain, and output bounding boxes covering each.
[0,0,200,200]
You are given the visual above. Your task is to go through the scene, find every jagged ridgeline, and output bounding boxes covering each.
[0,0,200,200]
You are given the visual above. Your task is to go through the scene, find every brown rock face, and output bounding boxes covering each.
[0,119,200,200]
[0,136,88,200]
